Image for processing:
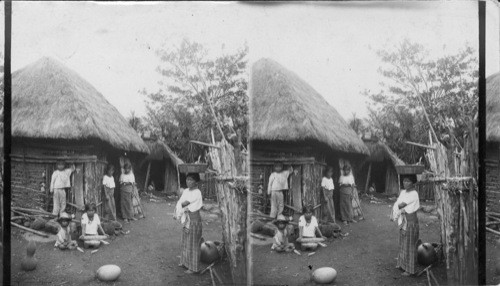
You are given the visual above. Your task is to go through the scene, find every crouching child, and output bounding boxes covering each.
[271,215,295,253]
[55,212,77,250]
[79,203,109,248]
[297,205,326,251]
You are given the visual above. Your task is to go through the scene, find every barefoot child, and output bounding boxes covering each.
[50,160,75,215]
[297,205,325,251]
[103,165,117,221]
[80,203,108,248]
[54,212,77,250]
[321,167,336,223]
[267,163,293,218]
[119,163,136,223]
[271,215,295,253]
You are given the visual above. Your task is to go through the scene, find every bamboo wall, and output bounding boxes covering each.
[11,140,111,217]
[486,143,500,213]
[434,178,478,285]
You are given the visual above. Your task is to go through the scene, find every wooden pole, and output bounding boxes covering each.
[144,162,151,193]
[364,163,372,193]
[11,222,49,237]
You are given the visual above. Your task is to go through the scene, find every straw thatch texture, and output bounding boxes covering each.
[487,72,500,142]
[364,140,405,166]
[144,139,183,165]
[250,58,369,155]
[12,57,149,153]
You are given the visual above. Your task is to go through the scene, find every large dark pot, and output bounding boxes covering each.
[417,242,437,266]
[200,241,220,264]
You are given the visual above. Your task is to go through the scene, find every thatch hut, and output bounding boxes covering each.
[250,58,369,220]
[357,138,405,195]
[11,57,149,216]
[486,72,500,213]
[140,137,183,194]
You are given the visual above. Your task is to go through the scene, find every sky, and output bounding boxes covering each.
[8,1,499,121]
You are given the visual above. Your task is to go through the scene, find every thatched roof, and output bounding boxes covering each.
[487,72,500,142]
[250,58,369,155]
[364,140,405,166]
[12,57,149,153]
[144,139,183,166]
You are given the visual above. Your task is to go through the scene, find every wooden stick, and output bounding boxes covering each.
[486,227,500,236]
[11,222,49,237]
[190,140,221,149]
[209,268,217,286]
[486,221,500,226]
[313,204,322,210]
[211,267,224,285]
[429,269,439,285]
[417,264,433,277]
[406,141,436,150]
[66,202,84,210]
[250,233,266,240]
[296,237,326,243]
[285,204,301,213]
[200,262,216,275]
[12,207,54,216]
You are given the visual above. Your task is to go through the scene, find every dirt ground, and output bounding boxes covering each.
[10,198,232,286]
[252,196,446,286]
[486,233,500,285]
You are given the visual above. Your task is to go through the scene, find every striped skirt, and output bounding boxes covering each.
[396,220,419,274]
[339,186,353,222]
[351,187,363,219]
[180,212,203,272]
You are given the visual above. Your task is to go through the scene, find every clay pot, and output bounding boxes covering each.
[21,241,37,271]
[44,220,60,235]
[200,241,220,263]
[417,242,437,266]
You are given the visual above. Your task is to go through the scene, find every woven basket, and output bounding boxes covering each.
[178,163,208,174]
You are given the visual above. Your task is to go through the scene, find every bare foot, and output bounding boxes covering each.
[184,270,197,274]
[131,217,138,221]
[401,272,411,276]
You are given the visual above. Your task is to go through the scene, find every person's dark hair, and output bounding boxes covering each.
[401,175,417,184]
[85,203,97,212]
[302,204,313,214]
[324,167,334,176]
[273,162,284,168]
[106,164,115,173]
[124,163,132,169]
[186,173,201,182]
[342,165,351,171]
[56,160,65,166]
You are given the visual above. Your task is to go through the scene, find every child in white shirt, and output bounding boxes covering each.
[297,205,325,251]
[267,163,293,218]
[50,160,75,216]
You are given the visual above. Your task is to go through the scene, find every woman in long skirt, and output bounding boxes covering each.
[175,173,203,274]
[394,175,420,276]
[338,165,356,225]
[119,163,136,223]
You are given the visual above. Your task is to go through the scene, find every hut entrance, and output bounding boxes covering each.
[369,162,386,193]
[146,161,166,191]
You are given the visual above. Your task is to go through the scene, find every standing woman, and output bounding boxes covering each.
[176,173,203,274]
[394,175,420,276]
[119,163,136,223]
[338,165,356,225]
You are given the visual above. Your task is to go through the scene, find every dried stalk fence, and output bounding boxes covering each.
[204,139,249,285]
[426,121,478,285]
[434,178,478,285]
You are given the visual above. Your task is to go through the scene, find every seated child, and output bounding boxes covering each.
[80,203,108,248]
[271,215,295,253]
[297,205,325,251]
[54,212,77,250]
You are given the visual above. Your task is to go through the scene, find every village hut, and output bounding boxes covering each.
[357,138,405,195]
[140,137,183,194]
[486,71,500,213]
[11,57,149,216]
[250,58,369,220]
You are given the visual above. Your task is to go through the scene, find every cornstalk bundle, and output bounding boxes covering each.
[434,178,477,285]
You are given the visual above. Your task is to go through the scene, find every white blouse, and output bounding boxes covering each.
[119,172,135,184]
[396,189,420,214]
[339,174,355,185]
[321,177,335,190]
[103,175,115,188]
[177,188,203,212]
